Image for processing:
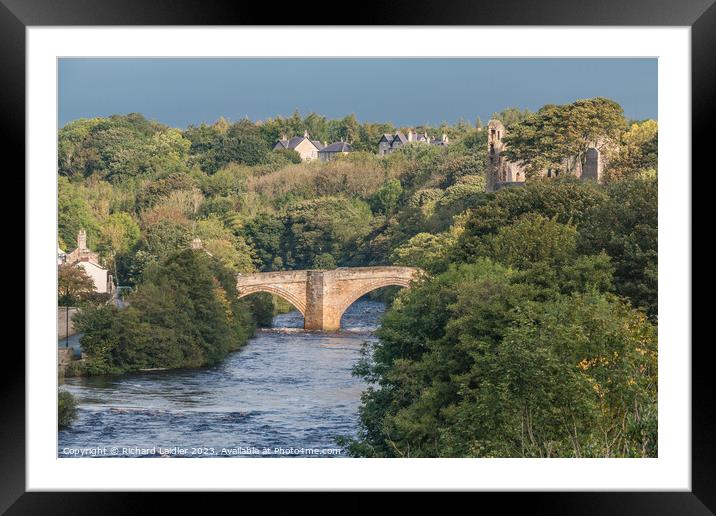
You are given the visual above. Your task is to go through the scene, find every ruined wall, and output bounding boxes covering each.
[582,147,603,181]
[486,119,605,192]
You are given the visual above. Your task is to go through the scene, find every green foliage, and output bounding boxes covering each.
[58,264,96,306]
[456,177,607,261]
[492,107,533,128]
[479,213,577,269]
[58,114,191,181]
[390,232,457,274]
[281,197,373,269]
[369,179,403,215]
[605,120,658,181]
[199,120,271,172]
[312,253,337,270]
[140,220,192,258]
[58,176,100,249]
[75,249,257,375]
[58,390,77,428]
[578,174,658,319]
[503,98,626,176]
[349,261,657,457]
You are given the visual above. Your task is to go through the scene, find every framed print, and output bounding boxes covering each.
[5,0,710,511]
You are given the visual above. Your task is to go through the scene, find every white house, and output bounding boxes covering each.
[273,130,325,161]
[59,229,114,294]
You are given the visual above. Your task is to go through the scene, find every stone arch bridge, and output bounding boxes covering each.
[236,266,421,331]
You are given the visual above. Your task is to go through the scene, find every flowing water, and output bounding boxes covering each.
[58,299,383,458]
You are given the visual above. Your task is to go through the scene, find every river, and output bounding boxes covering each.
[58,299,383,458]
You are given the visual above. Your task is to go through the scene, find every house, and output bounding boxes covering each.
[318,141,352,162]
[59,229,114,294]
[378,130,449,155]
[273,130,325,161]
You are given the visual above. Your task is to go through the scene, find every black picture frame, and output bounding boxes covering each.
[5,0,708,512]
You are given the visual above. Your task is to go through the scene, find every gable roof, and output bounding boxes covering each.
[392,132,408,145]
[320,141,352,153]
[274,136,321,151]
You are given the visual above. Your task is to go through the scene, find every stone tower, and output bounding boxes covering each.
[486,119,525,192]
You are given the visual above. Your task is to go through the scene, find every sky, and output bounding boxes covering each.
[58,58,657,128]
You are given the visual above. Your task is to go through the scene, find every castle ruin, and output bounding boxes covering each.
[486,119,604,193]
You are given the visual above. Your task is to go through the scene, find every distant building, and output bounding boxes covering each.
[378,130,449,155]
[318,141,352,162]
[273,130,325,161]
[486,119,604,193]
[59,229,114,294]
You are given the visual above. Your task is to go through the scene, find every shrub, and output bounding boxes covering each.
[58,390,77,428]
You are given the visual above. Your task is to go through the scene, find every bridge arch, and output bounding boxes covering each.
[333,277,413,324]
[236,285,307,316]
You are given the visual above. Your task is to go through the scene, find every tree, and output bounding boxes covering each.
[390,231,457,273]
[58,390,77,428]
[456,177,607,262]
[76,249,257,375]
[578,174,658,319]
[58,176,100,249]
[58,264,95,305]
[491,107,532,128]
[282,197,373,269]
[202,120,271,172]
[98,212,141,284]
[312,253,337,270]
[480,213,578,269]
[604,120,658,181]
[369,179,403,215]
[140,219,192,258]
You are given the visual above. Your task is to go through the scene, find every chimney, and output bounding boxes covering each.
[77,229,87,250]
[442,133,449,144]
[304,129,309,138]
[408,130,414,142]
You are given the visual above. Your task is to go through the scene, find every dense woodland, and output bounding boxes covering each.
[60,98,658,456]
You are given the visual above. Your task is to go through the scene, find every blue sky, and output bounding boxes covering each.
[58,58,657,128]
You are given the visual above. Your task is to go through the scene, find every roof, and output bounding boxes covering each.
[392,132,408,145]
[378,133,393,144]
[273,136,321,151]
[320,141,352,153]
